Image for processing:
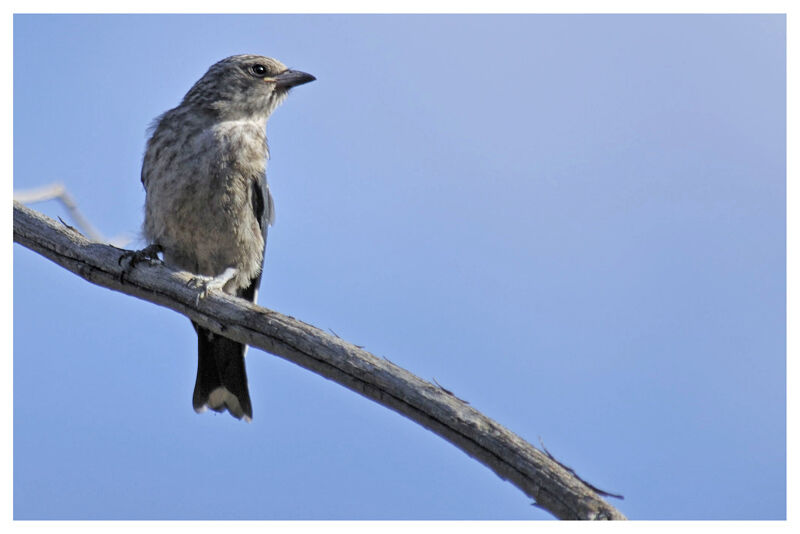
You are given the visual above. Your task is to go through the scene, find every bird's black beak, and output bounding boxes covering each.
[274,69,316,89]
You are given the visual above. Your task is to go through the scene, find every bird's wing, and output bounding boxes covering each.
[252,171,273,248]
[239,173,273,303]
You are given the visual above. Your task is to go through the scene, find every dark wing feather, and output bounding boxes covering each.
[239,174,273,302]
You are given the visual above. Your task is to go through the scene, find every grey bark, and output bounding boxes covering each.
[13,200,626,520]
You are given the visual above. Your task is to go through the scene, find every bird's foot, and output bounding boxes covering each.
[118,244,163,282]
[187,267,238,305]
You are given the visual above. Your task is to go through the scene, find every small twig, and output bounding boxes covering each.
[538,437,624,500]
[14,182,131,247]
[432,378,470,405]
[57,216,81,236]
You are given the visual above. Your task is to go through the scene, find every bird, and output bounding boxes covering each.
[138,55,315,422]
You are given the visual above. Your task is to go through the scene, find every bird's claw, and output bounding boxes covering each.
[118,244,163,282]
[118,244,162,267]
[187,267,238,306]
[187,276,209,305]
[187,275,224,305]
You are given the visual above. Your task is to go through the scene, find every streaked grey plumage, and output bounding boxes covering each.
[141,55,314,421]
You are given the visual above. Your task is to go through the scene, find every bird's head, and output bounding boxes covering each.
[181,54,315,121]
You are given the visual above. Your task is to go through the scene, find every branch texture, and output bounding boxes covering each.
[13,201,626,520]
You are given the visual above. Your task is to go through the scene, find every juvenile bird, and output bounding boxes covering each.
[140,55,315,421]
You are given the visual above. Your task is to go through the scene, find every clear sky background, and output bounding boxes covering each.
[12,14,785,520]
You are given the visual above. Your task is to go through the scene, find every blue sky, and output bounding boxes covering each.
[13,14,785,520]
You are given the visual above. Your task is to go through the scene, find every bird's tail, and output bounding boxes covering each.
[192,322,253,422]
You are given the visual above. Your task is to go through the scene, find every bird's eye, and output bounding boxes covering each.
[250,64,269,77]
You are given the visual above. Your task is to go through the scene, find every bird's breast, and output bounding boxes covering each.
[212,119,269,165]
[143,118,269,290]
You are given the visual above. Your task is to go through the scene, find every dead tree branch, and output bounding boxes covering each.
[13,200,626,520]
[13,182,130,246]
